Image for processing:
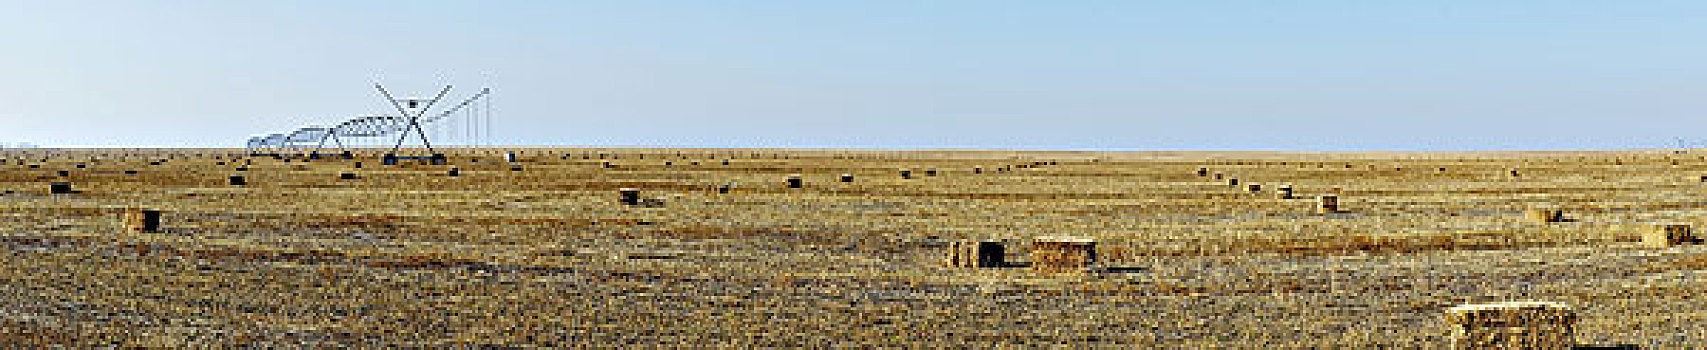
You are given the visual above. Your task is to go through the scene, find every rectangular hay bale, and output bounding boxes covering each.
[946,241,1005,268]
[1031,237,1096,273]
[1444,301,1576,350]
[1644,224,1695,247]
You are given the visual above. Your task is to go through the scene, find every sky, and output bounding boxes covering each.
[1,1,1704,150]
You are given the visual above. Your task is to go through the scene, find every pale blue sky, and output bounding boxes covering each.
[2,1,1704,150]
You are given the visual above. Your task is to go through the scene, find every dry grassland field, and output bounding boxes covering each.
[4,147,1707,347]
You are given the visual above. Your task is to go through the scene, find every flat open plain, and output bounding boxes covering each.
[2,148,1705,347]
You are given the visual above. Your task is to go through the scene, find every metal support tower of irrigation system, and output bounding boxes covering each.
[375,83,451,156]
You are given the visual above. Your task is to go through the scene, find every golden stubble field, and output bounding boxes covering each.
[2,147,1706,347]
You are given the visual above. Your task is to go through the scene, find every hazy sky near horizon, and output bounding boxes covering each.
[2,1,1705,150]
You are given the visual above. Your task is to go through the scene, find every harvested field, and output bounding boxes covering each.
[3,148,1707,346]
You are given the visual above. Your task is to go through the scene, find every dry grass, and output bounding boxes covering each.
[1,148,1706,346]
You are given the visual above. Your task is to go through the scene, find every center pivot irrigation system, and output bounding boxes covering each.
[246,83,492,160]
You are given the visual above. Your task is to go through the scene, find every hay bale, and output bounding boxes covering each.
[1644,224,1696,247]
[974,166,983,174]
[946,241,1005,268]
[1526,209,1563,223]
[122,208,161,233]
[1031,237,1096,273]
[619,188,641,206]
[900,168,912,179]
[1227,178,1240,187]
[1317,195,1338,214]
[1276,185,1294,199]
[1443,301,1576,350]
[1196,168,1208,176]
[786,174,803,189]
[447,168,460,177]
[340,172,358,180]
[840,174,854,183]
[717,182,735,194]
[926,168,938,177]
[228,175,246,186]
[49,182,71,194]
[1246,184,1261,194]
